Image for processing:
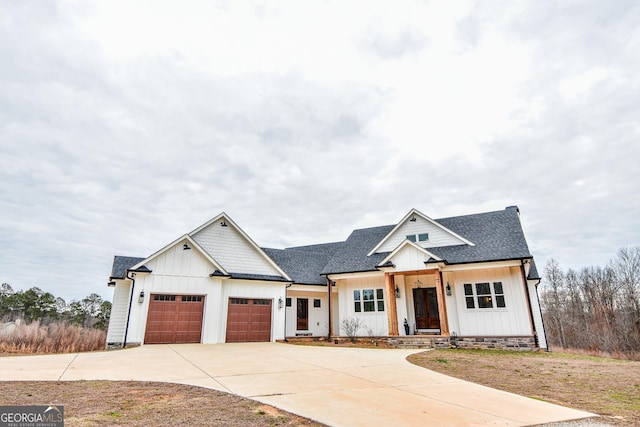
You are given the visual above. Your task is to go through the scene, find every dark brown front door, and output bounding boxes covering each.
[145,294,204,344]
[226,298,272,343]
[297,298,308,330]
[413,288,440,330]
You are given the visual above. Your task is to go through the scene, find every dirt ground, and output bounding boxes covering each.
[0,381,325,427]
[408,349,640,426]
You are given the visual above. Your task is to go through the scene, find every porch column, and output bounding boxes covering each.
[434,270,450,336]
[386,273,399,336]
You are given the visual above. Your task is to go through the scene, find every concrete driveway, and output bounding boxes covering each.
[0,343,593,426]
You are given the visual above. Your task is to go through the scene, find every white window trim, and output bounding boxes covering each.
[463,282,507,311]
[353,288,385,314]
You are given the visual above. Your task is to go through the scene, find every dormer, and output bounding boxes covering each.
[368,208,474,255]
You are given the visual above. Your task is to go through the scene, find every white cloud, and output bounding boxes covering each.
[1,0,639,300]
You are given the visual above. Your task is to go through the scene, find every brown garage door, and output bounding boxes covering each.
[145,294,204,344]
[226,298,272,343]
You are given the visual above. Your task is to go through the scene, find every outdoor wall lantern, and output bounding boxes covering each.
[446,283,452,296]
[395,284,400,298]
[278,297,283,309]
[138,290,145,304]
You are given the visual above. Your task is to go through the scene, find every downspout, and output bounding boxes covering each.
[533,277,550,351]
[326,277,332,340]
[520,260,538,347]
[122,271,136,348]
[283,283,292,342]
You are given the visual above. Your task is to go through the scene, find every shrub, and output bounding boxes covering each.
[341,317,364,341]
[0,320,106,354]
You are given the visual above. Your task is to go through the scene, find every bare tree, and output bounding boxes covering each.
[540,247,640,355]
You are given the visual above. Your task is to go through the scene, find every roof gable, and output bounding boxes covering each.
[132,235,228,275]
[189,213,291,280]
[378,240,442,272]
[368,208,474,255]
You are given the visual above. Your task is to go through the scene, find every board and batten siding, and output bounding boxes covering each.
[125,241,224,344]
[337,275,388,336]
[106,281,132,345]
[391,245,433,271]
[192,222,282,276]
[448,266,533,336]
[285,290,329,337]
[376,216,467,253]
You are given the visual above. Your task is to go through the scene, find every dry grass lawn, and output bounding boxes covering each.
[408,349,640,426]
[0,381,324,427]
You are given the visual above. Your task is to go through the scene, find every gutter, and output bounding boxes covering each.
[122,270,137,348]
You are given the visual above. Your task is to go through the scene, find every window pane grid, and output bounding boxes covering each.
[464,282,507,310]
[353,288,385,312]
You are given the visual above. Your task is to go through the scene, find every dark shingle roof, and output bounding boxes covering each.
[227,272,290,282]
[109,207,536,284]
[320,225,394,275]
[263,242,344,285]
[320,207,533,275]
[527,259,541,280]
[110,256,146,279]
[427,208,532,264]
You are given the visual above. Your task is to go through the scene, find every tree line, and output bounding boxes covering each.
[0,283,111,330]
[540,247,640,354]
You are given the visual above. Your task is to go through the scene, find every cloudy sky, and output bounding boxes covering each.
[1,1,639,302]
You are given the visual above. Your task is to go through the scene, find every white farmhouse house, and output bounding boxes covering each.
[106,206,547,350]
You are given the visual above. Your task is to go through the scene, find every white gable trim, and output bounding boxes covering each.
[131,234,228,275]
[367,208,475,256]
[189,212,292,281]
[378,239,442,267]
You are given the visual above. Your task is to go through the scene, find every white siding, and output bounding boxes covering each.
[106,281,132,345]
[285,290,329,337]
[124,244,224,344]
[337,275,388,336]
[442,272,460,334]
[391,245,432,272]
[376,216,467,253]
[192,222,282,276]
[528,282,548,349]
[449,266,533,336]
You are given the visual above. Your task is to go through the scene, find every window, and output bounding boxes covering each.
[154,294,176,301]
[313,299,321,308]
[464,282,506,309]
[285,297,292,307]
[354,288,384,312]
[494,282,506,308]
[464,284,475,309]
[181,295,202,302]
[406,233,429,242]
